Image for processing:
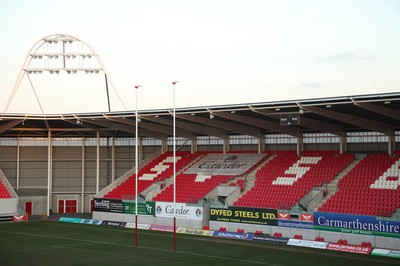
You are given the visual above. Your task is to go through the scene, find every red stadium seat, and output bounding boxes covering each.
[234,151,354,209]
[319,153,400,217]
[104,151,198,200]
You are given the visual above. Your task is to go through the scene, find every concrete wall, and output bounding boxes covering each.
[18,196,46,215]
[0,198,18,214]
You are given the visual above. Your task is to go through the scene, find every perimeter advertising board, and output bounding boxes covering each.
[212,231,254,240]
[0,215,29,222]
[287,239,328,249]
[210,207,277,226]
[123,201,155,215]
[155,202,203,220]
[314,212,400,238]
[326,243,372,255]
[371,248,400,258]
[176,227,214,236]
[253,235,289,244]
[277,220,313,229]
[0,216,13,222]
[93,198,124,213]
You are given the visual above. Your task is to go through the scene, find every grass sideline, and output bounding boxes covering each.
[0,221,398,266]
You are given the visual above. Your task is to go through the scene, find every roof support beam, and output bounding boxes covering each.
[298,104,392,135]
[105,116,193,139]
[211,110,299,137]
[0,119,24,133]
[352,99,400,120]
[103,116,165,139]
[140,115,226,139]
[251,107,343,136]
[176,113,261,138]
[64,118,114,137]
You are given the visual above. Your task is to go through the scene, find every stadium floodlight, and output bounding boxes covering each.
[4,33,129,114]
[134,84,142,247]
[172,80,179,251]
[209,114,214,119]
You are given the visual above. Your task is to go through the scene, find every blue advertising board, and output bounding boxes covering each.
[314,212,400,238]
[59,217,83,223]
[278,220,313,229]
[212,231,254,241]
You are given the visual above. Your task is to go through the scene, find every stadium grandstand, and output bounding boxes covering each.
[1,34,400,254]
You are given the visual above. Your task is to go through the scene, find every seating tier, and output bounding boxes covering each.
[152,173,234,203]
[104,151,198,200]
[234,151,354,209]
[0,181,11,199]
[319,152,400,217]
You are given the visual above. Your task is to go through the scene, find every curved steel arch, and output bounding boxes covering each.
[4,33,127,113]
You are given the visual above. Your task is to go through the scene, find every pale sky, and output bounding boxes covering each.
[0,0,399,114]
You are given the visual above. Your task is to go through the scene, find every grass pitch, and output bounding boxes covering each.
[0,221,398,266]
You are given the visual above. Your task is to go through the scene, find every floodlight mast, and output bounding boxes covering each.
[4,33,127,113]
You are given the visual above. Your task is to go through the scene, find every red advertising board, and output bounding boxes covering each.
[278,212,290,220]
[13,214,28,222]
[326,243,372,255]
[300,214,313,222]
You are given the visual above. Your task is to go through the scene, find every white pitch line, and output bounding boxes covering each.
[0,230,280,266]
[29,222,400,265]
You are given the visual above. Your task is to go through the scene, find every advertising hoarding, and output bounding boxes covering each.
[210,206,277,226]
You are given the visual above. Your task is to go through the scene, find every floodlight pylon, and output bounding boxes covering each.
[4,33,127,113]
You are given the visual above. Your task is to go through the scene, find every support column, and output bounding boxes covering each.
[96,131,100,194]
[339,132,347,154]
[139,137,143,162]
[81,137,85,213]
[388,130,395,156]
[191,134,197,154]
[161,136,168,153]
[296,133,303,156]
[258,133,265,154]
[223,135,229,154]
[16,137,20,190]
[47,131,53,217]
[111,137,115,183]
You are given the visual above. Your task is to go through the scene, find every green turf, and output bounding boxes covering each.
[0,221,398,266]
